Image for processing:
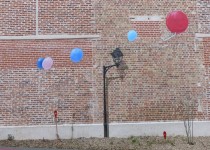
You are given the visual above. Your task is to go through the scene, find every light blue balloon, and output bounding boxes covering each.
[70,48,84,63]
[127,30,138,42]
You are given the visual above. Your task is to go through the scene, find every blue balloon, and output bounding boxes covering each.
[70,48,84,63]
[37,57,44,69]
[127,30,138,42]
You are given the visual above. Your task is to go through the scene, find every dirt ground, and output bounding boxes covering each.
[0,136,210,150]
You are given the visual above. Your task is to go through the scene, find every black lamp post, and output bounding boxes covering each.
[103,48,123,137]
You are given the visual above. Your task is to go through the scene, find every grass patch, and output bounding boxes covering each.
[165,139,175,146]
[146,139,157,146]
[128,136,139,144]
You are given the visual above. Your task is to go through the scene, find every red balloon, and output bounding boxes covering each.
[166,11,188,34]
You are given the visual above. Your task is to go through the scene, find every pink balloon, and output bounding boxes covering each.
[42,57,53,70]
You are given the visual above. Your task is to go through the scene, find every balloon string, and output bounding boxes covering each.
[161,33,176,41]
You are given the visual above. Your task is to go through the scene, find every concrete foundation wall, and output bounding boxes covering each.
[0,121,209,140]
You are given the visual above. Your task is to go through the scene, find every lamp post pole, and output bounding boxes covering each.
[102,47,123,138]
[103,64,117,138]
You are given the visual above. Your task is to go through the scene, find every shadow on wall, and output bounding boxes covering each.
[117,60,129,80]
[104,60,129,127]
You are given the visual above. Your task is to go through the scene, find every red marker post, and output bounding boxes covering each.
[54,110,58,118]
[54,110,60,140]
[163,131,167,140]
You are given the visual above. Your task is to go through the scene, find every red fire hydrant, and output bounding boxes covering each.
[163,131,167,139]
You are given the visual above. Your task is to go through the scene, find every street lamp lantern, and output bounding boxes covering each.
[103,48,123,137]
[110,48,123,66]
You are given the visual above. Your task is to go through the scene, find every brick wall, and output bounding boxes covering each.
[202,38,210,119]
[0,0,209,126]
[197,0,210,33]
[0,0,36,35]
[38,0,96,35]
[0,40,94,125]
[94,0,206,123]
